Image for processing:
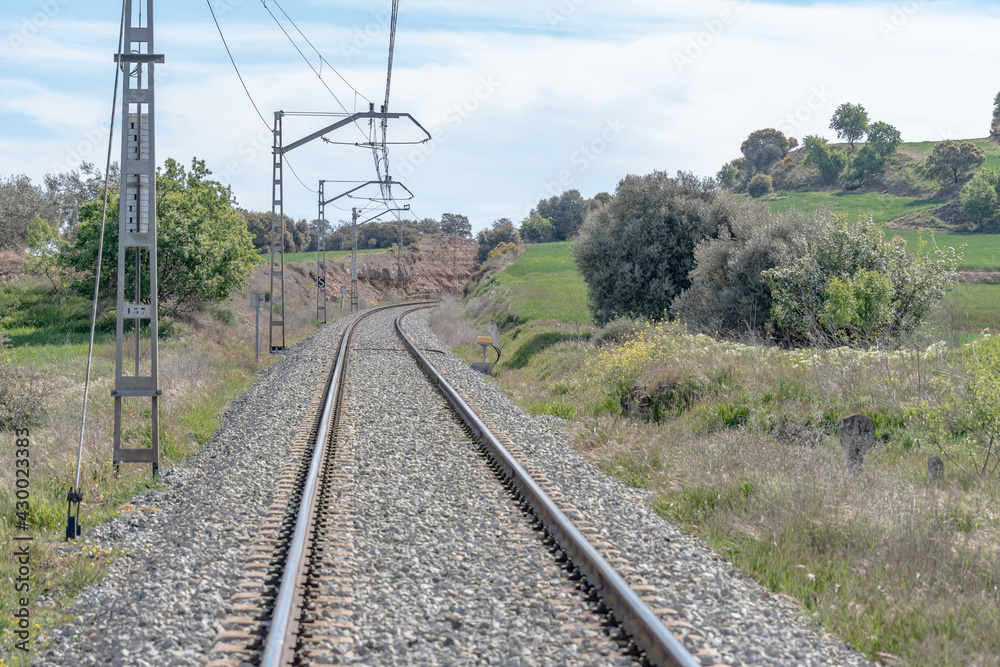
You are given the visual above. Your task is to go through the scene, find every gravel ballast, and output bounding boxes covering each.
[35,305,876,666]
[36,319,351,667]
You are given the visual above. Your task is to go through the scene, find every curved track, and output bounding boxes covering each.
[212,303,698,667]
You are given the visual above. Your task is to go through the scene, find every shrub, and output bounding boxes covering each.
[672,204,816,336]
[519,215,556,244]
[0,331,52,430]
[763,214,961,347]
[802,135,846,184]
[475,218,520,264]
[746,173,773,198]
[592,316,646,347]
[572,171,737,324]
[960,169,1000,230]
[486,241,518,262]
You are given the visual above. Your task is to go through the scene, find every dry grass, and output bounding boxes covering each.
[443,311,1000,666]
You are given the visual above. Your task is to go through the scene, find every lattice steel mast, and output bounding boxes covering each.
[112,0,164,475]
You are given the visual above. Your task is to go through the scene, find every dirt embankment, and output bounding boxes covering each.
[239,236,477,322]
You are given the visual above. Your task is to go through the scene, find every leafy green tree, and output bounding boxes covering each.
[740,129,791,174]
[716,162,740,190]
[866,121,902,158]
[23,215,63,289]
[829,103,868,149]
[475,218,520,264]
[747,173,774,198]
[43,162,115,242]
[534,190,587,240]
[440,212,471,238]
[802,135,847,184]
[926,140,987,184]
[572,171,737,324]
[672,203,815,336]
[520,214,556,243]
[844,145,886,187]
[60,158,260,315]
[992,91,1000,140]
[763,214,960,347]
[0,174,58,251]
[960,169,1000,230]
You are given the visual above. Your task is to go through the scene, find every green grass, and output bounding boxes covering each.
[937,282,1000,334]
[886,229,1000,271]
[0,283,115,347]
[898,138,1000,173]
[266,248,384,264]
[473,243,592,328]
[765,190,945,224]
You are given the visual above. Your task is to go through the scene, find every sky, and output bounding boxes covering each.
[1,0,999,233]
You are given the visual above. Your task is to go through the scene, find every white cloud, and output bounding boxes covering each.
[1,1,1000,231]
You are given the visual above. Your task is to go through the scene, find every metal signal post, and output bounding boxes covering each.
[112,0,164,476]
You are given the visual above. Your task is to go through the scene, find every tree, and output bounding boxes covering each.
[475,218,520,264]
[60,158,260,315]
[926,140,987,184]
[747,173,774,198]
[866,121,902,158]
[0,174,58,251]
[763,214,960,347]
[844,145,886,187]
[716,162,740,190]
[440,212,471,238]
[520,214,556,243]
[43,162,116,242]
[534,190,587,240]
[673,204,816,336]
[802,135,847,184]
[740,129,791,174]
[991,91,1000,141]
[23,215,64,289]
[960,169,1000,230]
[829,103,869,149]
[572,171,738,324]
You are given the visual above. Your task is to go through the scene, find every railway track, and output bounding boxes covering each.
[207,303,698,667]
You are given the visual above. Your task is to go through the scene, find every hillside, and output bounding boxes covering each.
[762,137,1000,228]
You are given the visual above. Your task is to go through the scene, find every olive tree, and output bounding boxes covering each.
[572,171,737,324]
[926,140,987,184]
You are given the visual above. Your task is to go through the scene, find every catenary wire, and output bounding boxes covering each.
[206,0,271,130]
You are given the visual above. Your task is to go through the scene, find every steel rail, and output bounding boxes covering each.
[395,308,699,667]
[260,303,409,666]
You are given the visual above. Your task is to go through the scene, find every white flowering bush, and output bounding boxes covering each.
[763,214,961,347]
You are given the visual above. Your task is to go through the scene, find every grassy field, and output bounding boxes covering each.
[898,138,1000,173]
[765,190,945,224]
[264,248,384,264]
[887,228,1000,271]
[468,242,592,328]
[435,241,1000,666]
